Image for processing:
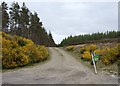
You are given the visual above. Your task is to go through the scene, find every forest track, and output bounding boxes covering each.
[2,47,118,84]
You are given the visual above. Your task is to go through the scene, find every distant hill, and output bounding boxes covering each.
[60,31,120,46]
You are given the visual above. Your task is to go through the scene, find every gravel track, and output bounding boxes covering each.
[2,47,118,84]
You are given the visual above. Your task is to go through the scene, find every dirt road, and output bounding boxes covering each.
[2,47,118,84]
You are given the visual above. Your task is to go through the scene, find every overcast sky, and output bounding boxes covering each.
[3,0,118,44]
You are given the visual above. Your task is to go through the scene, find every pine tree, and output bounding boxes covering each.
[60,31,119,46]
[48,31,55,47]
[2,1,56,46]
[0,5,2,31]
[2,2,9,32]
[29,12,40,44]
[9,2,20,35]
[20,2,30,37]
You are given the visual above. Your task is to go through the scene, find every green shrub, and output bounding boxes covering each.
[18,40,27,46]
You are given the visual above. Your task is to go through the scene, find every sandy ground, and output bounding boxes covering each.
[2,47,118,84]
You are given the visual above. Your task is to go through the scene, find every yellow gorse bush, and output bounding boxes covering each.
[79,44,97,53]
[16,52,29,67]
[81,51,92,60]
[37,45,48,59]
[100,46,119,65]
[100,47,110,55]
[117,43,120,57]
[2,32,49,69]
[78,43,120,65]
[85,44,97,51]
[65,45,75,51]
[94,49,101,54]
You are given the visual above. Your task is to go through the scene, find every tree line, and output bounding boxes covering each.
[2,2,56,47]
[60,30,120,46]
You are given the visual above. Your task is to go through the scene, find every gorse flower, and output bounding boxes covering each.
[65,45,75,51]
[2,32,48,69]
[66,43,120,65]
